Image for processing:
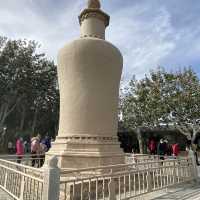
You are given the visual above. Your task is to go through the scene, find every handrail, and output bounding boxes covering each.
[0,163,43,182]
[0,158,43,172]
[60,164,192,183]
[0,154,45,158]
[60,157,191,174]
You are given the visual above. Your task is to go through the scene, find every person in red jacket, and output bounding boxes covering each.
[16,137,24,163]
[172,143,180,157]
[148,138,156,155]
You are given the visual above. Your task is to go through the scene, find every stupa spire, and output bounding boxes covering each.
[79,0,109,39]
[88,0,101,9]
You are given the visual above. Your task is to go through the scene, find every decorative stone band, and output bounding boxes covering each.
[56,135,119,144]
[79,8,110,27]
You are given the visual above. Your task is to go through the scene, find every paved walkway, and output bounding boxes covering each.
[141,166,200,200]
[144,182,200,200]
[2,183,200,200]
[0,188,13,200]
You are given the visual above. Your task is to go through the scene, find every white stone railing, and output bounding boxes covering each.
[0,158,44,200]
[0,155,198,200]
[0,157,60,200]
[59,157,196,200]
[0,154,45,168]
[125,153,160,164]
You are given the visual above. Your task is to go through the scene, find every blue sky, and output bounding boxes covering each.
[0,0,200,81]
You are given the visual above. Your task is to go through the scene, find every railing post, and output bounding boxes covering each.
[147,170,152,192]
[20,176,25,200]
[188,150,198,182]
[43,156,60,200]
[4,170,8,188]
[109,170,116,200]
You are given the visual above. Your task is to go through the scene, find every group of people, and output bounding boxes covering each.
[15,134,52,167]
[148,138,199,165]
[148,138,180,158]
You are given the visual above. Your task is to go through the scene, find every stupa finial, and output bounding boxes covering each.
[88,0,101,9]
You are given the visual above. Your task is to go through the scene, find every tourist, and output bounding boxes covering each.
[31,134,41,167]
[148,138,156,155]
[38,140,47,167]
[172,142,180,158]
[164,139,172,156]
[23,140,29,153]
[43,135,51,151]
[7,141,13,154]
[16,137,24,164]
[157,139,166,160]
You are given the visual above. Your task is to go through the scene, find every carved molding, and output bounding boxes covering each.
[79,9,110,27]
[56,135,119,144]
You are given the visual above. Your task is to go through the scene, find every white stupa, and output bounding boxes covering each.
[47,0,124,168]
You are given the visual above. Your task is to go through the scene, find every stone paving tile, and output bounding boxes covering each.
[143,182,200,200]
[0,188,13,200]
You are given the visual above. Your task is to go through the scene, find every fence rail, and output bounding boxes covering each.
[0,154,45,168]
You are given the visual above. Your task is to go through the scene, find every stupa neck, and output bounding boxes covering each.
[79,7,110,40]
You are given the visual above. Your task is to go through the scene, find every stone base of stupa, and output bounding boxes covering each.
[46,135,125,169]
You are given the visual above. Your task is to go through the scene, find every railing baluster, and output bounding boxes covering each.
[96,177,98,200]
[166,168,169,186]
[103,178,105,200]
[124,175,126,198]
[119,176,121,199]
[156,169,159,188]
[128,174,131,197]
[134,173,136,195]
[64,183,67,200]
[88,179,91,200]
[81,180,83,200]
[160,168,163,188]
[20,175,25,200]
[73,181,75,199]
[142,172,145,193]
[4,170,8,188]
[138,172,141,194]
[152,170,156,190]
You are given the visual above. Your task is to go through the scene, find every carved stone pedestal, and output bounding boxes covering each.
[46,136,124,169]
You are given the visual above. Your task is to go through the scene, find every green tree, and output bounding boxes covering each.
[0,36,59,146]
[121,68,200,153]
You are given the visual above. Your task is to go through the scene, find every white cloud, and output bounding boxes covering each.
[0,0,199,82]
[107,5,176,80]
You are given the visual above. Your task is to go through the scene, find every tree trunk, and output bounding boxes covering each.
[0,100,19,129]
[20,106,26,131]
[136,128,144,154]
[32,108,38,133]
[192,127,198,143]
[0,104,9,128]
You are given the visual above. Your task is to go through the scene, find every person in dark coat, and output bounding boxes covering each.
[157,139,166,160]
